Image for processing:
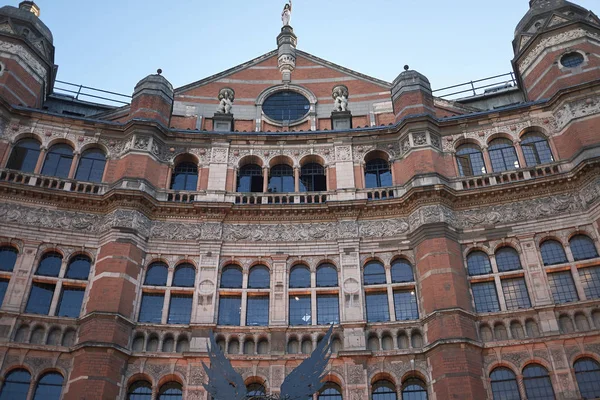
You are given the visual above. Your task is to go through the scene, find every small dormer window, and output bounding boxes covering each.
[560,52,584,68]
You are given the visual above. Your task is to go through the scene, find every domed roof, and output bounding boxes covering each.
[0,4,53,43]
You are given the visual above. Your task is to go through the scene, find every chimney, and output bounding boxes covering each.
[19,1,40,17]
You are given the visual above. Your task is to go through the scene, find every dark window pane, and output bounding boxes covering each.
[247,383,266,396]
[522,364,555,400]
[364,261,386,285]
[268,164,294,193]
[574,358,600,400]
[501,278,531,310]
[7,139,41,173]
[548,271,579,304]
[65,255,91,280]
[456,144,486,176]
[579,266,600,299]
[540,240,568,266]
[300,163,326,192]
[25,282,55,315]
[75,149,106,182]
[144,263,168,286]
[373,380,397,400]
[402,379,428,400]
[248,265,270,289]
[170,162,198,191]
[289,265,310,288]
[316,264,337,287]
[490,368,521,400]
[317,294,339,325]
[391,259,414,283]
[521,133,553,166]
[289,295,311,325]
[495,247,522,272]
[158,382,182,400]
[0,247,18,272]
[0,279,9,306]
[570,235,598,261]
[57,287,85,318]
[489,138,519,172]
[33,372,63,400]
[221,266,243,288]
[173,264,195,287]
[366,292,390,322]
[319,383,342,399]
[471,281,500,313]
[41,144,73,178]
[168,294,192,324]
[127,381,152,400]
[263,91,310,122]
[394,290,419,320]
[247,296,269,326]
[237,164,263,193]
[0,369,31,400]
[138,293,164,323]
[467,251,492,276]
[218,296,241,326]
[365,158,392,188]
[36,252,63,277]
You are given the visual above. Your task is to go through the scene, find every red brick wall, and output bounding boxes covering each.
[392,150,457,184]
[0,57,44,107]
[104,155,169,187]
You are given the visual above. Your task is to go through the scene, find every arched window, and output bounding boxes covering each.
[268,164,294,193]
[364,261,386,285]
[570,235,598,261]
[144,262,168,286]
[41,144,74,178]
[65,255,91,280]
[127,381,152,400]
[300,163,326,192]
[316,264,337,287]
[36,252,63,277]
[158,382,183,400]
[0,369,31,400]
[247,383,266,397]
[466,251,492,276]
[0,246,18,272]
[32,372,63,400]
[574,358,600,399]
[522,364,555,400]
[170,162,198,191]
[495,247,522,272]
[173,263,195,287]
[490,367,520,400]
[365,158,392,188]
[75,148,106,182]
[237,164,263,193]
[391,259,414,283]
[221,265,243,289]
[248,265,270,289]
[318,382,342,399]
[372,380,397,400]
[7,139,41,173]
[488,138,519,172]
[456,144,486,176]
[289,265,310,288]
[540,240,568,266]
[402,379,428,400]
[521,133,553,166]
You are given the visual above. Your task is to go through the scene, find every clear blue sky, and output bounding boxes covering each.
[23,0,599,95]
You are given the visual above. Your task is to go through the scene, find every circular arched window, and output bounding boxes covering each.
[560,52,584,68]
[263,91,310,123]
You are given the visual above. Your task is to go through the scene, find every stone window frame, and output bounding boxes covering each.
[256,84,318,128]
[137,259,199,326]
[0,243,21,310]
[557,49,588,71]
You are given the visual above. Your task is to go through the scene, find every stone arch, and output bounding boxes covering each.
[267,154,294,169]
[46,137,77,151]
[363,149,391,164]
[510,320,525,339]
[487,132,517,145]
[238,154,265,169]
[480,324,493,341]
[173,152,200,166]
[11,131,43,146]
[494,322,509,340]
[486,361,520,377]
[321,370,345,387]
[1,364,34,378]
[369,371,398,388]
[126,372,155,389]
[78,141,109,158]
[29,325,45,344]
[157,371,186,389]
[454,137,485,150]
[256,84,318,107]
[518,125,550,139]
[574,312,590,331]
[145,257,172,269]
[14,324,29,342]
[299,154,326,168]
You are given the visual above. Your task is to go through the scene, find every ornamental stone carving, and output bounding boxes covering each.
[553,96,600,132]
[0,42,46,79]
[216,87,235,114]
[359,218,409,237]
[211,147,229,163]
[332,85,349,112]
[335,146,352,162]
[133,135,151,150]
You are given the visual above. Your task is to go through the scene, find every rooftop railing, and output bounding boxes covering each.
[432,72,518,100]
[52,80,132,106]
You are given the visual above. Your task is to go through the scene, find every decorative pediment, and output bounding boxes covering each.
[0,21,15,34]
[586,11,600,27]
[547,13,570,28]
[519,34,533,51]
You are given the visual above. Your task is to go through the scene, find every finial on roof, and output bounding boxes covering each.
[404,65,410,71]
[157,69,163,75]
[19,1,40,17]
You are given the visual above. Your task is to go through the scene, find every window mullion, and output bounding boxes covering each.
[311,289,317,326]
[48,280,62,316]
[240,290,247,327]
[162,289,170,324]
[494,276,507,311]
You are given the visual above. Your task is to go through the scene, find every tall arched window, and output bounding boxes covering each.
[144,262,168,286]
[36,252,63,277]
[402,379,428,400]
[158,382,183,400]
[237,164,263,193]
[220,265,243,289]
[540,240,568,266]
[574,358,600,399]
[32,372,63,400]
[316,264,337,287]
[490,367,521,400]
[456,144,486,176]
[248,265,270,289]
[41,144,74,178]
[364,261,386,285]
[495,247,522,272]
[522,364,555,400]
[247,383,266,397]
[173,263,195,287]
[488,138,519,172]
[466,251,492,276]
[570,235,598,261]
[0,369,31,400]
[289,265,310,288]
[75,148,106,182]
[65,255,91,280]
[365,158,392,188]
[268,164,294,193]
[391,259,414,283]
[372,380,397,400]
[127,381,152,400]
[170,162,198,191]
[7,139,40,173]
[300,163,326,192]
[521,133,553,166]
[0,246,18,272]
[318,383,343,399]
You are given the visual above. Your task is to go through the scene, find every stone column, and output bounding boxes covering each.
[34,147,46,174]
[514,139,526,169]
[482,146,492,174]
[68,152,80,179]
[294,166,300,192]
[263,167,269,193]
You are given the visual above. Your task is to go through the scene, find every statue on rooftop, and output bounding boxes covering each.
[282,0,292,26]
[216,87,235,114]
[332,85,349,112]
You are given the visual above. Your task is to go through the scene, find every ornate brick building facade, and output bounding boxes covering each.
[0,0,599,399]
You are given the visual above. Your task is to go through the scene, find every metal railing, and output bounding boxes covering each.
[433,72,518,100]
[53,80,131,106]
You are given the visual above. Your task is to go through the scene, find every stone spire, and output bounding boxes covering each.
[277,26,297,83]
